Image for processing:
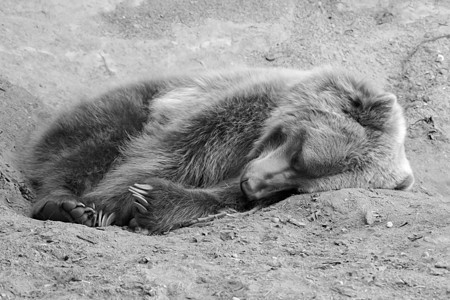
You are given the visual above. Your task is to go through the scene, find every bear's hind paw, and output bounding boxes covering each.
[34,200,97,226]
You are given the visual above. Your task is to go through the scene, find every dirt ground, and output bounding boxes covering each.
[1,0,450,299]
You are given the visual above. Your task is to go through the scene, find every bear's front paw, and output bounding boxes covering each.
[127,182,215,234]
[128,183,152,215]
[127,183,156,232]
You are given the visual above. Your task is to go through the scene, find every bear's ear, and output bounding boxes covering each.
[377,93,397,108]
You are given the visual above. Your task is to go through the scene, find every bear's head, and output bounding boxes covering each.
[240,69,414,201]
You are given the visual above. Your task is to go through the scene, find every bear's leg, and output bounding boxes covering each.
[88,175,250,234]
[122,177,294,234]
[126,181,243,233]
[32,190,98,227]
[130,183,264,229]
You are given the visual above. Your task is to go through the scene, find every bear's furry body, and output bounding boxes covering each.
[24,67,414,233]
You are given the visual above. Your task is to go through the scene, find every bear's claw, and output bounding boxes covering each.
[96,210,116,227]
[129,184,151,213]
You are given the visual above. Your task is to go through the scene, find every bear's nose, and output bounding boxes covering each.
[395,173,415,191]
[240,177,267,200]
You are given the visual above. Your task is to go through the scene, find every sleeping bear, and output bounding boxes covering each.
[23,67,414,234]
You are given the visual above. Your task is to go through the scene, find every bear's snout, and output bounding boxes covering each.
[240,177,268,201]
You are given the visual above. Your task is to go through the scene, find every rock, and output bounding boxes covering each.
[219,230,237,241]
[386,221,393,228]
[138,257,150,264]
[365,211,375,225]
[264,50,283,62]
[435,262,450,270]
[307,210,321,222]
[407,234,423,241]
[287,218,306,228]
[267,257,282,268]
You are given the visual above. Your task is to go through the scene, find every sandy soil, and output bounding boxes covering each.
[1,0,450,299]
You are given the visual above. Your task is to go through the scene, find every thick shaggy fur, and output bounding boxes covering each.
[23,67,414,234]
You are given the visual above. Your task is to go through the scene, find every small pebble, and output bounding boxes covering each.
[287,218,306,227]
[386,221,393,228]
[264,52,283,62]
[271,217,280,223]
[219,230,236,241]
[267,257,282,268]
[422,95,430,102]
[430,268,448,276]
[435,262,450,270]
[138,257,150,264]
[365,210,375,225]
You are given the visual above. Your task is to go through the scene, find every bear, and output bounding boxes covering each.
[22,67,414,234]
